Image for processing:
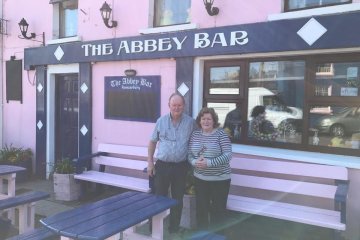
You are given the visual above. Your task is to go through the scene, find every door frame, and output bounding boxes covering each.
[46,64,79,177]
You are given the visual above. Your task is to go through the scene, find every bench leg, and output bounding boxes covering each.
[17,202,35,234]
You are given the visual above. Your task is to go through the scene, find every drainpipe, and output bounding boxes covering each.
[0,0,4,148]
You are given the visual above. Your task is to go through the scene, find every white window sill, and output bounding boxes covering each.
[139,23,197,35]
[47,36,82,45]
[232,144,360,169]
[268,3,360,21]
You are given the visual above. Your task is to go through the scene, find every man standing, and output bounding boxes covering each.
[148,92,196,234]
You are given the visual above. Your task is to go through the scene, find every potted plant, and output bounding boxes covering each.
[0,144,33,182]
[53,158,81,201]
[180,169,197,230]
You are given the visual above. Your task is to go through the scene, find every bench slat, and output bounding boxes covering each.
[231,157,348,181]
[227,195,345,230]
[98,143,150,157]
[231,174,337,199]
[95,156,147,170]
[5,227,55,240]
[0,191,50,210]
[74,171,150,192]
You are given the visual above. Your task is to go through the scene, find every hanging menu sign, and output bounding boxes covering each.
[104,75,161,122]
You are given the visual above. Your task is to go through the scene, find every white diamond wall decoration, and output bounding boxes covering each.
[54,46,65,61]
[81,83,88,93]
[37,121,43,130]
[297,18,327,46]
[80,125,88,136]
[177,82,189,96]
[37,83,43,92]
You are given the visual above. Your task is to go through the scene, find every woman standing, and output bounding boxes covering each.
[188,107,232,230]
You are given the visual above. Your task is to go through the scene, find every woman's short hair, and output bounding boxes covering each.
[251,105,265,118]
[196,107,220,128]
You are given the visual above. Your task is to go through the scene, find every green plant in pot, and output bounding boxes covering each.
[53,158,81,201]
[54,158,75,174]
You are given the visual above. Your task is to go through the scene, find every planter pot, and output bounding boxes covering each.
[180,194,197,229]
[53,173,81,201]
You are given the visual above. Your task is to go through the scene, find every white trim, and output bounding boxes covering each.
[46,36,82,45]
[46,64,79,178]
[232,144,360,169]
[268,3,360,21]
[139,23,197,35]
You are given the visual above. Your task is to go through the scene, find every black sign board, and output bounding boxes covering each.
[105,75,161,122]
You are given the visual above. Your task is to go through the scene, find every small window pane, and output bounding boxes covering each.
[209,66,240,95]
[248,61,305,143]
[60,0,78,38]
[207,102,241,141]
[315,62,360,97]
[154,0,190,27]
[309,106,360,149]
[286,0,351,11]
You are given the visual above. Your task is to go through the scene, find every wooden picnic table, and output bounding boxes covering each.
[0,165,26,223]
[40,191,178,240]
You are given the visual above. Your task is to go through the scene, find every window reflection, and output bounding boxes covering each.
[209,66,240,94]
[207,102,241,141]
[309,106,360,149]
[286,0,351,11]
[248,61,305,143]
[154,0,190,27]
[60,0,78,38]
[315,62,360,97]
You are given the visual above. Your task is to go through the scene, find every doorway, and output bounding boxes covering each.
[55,74,79,163]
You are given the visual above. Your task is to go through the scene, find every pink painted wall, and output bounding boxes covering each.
[2,0,284,151]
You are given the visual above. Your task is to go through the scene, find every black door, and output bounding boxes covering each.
[55,74,79,162]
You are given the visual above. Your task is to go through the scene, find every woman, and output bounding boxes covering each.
[249,105,279,141]
[188,107,232,230]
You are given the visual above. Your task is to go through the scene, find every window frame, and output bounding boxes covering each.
[203,53,360,157]
[284,0,352,12]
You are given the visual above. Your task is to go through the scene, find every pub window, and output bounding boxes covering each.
[50,0,78,39]
[284,0,352,12]
[154,0,191,27]
[203,54,360,157]
[248,60,305,144]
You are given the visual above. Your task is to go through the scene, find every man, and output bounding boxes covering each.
[147,92,196,234]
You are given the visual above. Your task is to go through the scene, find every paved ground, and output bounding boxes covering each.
[2,177,335,240]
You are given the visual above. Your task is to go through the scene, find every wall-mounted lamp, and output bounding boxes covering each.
[100,1,118,28]
[18,18,45,46]
[124,69,137,77]
[203,0,219,16]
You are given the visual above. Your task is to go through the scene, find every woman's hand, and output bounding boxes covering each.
[195,156,207,169]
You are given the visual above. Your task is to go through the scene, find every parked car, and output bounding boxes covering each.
[314,107,360,137]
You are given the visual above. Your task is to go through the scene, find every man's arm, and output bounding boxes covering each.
[147,140,157,177]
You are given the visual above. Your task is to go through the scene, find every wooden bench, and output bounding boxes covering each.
[0,191,50,234]
[227,155,349,240]
[74,143,151,193]
[6,227,56,240]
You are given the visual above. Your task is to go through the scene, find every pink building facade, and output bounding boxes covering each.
[1,0,360,238]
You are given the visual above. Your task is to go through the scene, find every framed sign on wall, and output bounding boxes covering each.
[104,75,161,122]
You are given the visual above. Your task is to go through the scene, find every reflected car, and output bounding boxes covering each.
[314,107,360,137]
[265,105,303,135]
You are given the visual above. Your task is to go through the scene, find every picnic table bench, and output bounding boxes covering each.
[40,191,177,240]
[227,155,349,240]
[0,191,50,234]
[74,143,151,193]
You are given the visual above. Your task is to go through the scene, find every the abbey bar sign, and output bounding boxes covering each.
[24,11,360,69]
[82,31,248,56]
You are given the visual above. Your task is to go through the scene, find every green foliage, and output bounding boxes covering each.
[0,144,33,164]
[55,158,75,174]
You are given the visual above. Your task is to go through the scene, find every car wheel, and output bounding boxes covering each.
[330,124,345,137]
[279,121,296,137]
